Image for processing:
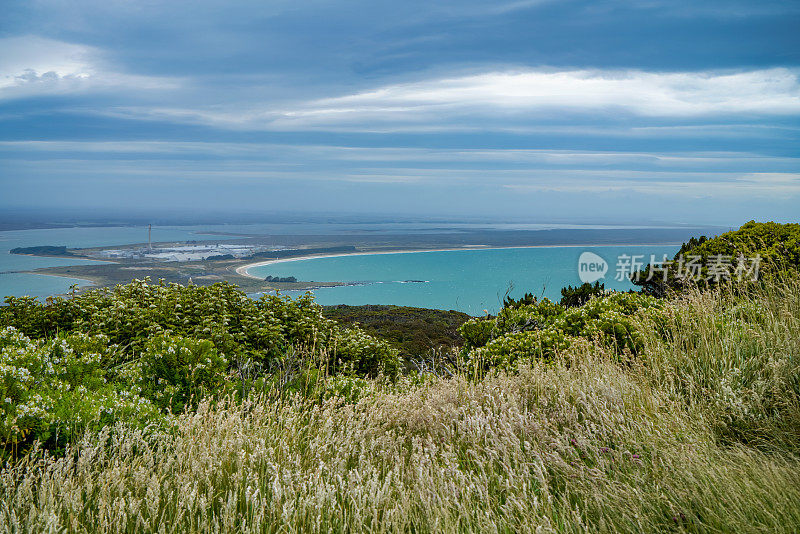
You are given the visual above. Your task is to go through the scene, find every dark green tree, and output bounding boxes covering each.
[560,281,605,307]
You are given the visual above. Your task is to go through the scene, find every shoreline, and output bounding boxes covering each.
[19,270,98,290]
[9,253,113,264]
[235,242,683,280]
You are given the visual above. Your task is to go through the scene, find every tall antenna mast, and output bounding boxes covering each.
[148,224,152,251]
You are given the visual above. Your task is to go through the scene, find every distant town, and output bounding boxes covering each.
[96,243,279,262]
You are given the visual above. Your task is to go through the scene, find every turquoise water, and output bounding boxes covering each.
[250,245,679,314]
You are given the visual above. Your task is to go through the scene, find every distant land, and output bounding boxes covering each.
[10,246,73,257]
[0,208,725,232]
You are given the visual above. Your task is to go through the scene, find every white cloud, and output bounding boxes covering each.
[4,141,798,201]
[0,36,180,100]
[0,37,93,85]
[267,68,800,129]
[428,0,556,17]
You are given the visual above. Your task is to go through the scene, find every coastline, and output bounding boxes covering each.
[5,241,682,297]
[21,271,97,285]
[235,242,683,280]
[17,271,98,295]
[235,247,473,279]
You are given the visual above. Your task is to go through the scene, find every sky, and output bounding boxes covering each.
[1,0,799,226]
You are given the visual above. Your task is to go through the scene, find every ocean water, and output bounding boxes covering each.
[249,245,679,314]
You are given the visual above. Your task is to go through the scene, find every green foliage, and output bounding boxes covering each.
[9,246,71,256]
[0,327,160,454]
[458,317,494,350]
[633,220,800,296]
[0,279,399,454]
[501,291,537,309]
[139,335,229,413]
[264,275,297,283]
[679,221,800,265]
[560,281,605,307]
[460,291,661,372]
[322,304,471,360]
[330,327,401,378]
[0,279,398,379]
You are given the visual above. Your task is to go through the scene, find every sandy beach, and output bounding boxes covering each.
[234,242,680,280]
[234,247,480,279]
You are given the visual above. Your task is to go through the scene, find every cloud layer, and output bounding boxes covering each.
[0,0,799,224]
[272,68,800,128]
[98,68,800,132]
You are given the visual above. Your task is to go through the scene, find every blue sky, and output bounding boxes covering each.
[1,0,799,225]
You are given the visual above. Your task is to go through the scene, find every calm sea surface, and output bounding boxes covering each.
[250,245,678,314]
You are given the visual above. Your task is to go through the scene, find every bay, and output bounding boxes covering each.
[249,245,679,314]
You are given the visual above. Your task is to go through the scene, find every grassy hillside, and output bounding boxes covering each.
[0,278,798,532]
[1,221,799,532]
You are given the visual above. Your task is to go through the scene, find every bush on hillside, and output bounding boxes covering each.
[322,305,471,361]
[0,327,160,453]
[633,221,800,296]
[0,279,399,379]
[501,292,537,309]
[560,281,605,307]
[460,292,661,372]
[140,335,230,413]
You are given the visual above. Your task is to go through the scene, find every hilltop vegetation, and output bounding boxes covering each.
[1,276,798,532]
[322,304,471,365]
[633,220,800,296]
[459,291,660,374]
[0,220,799,532]
[457,221,800,378]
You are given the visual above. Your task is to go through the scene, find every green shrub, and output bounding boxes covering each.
[0,279,400,383]
[321,305,471,360]
[633,220,800,296]
[139,335,230,413]
[330,327,401,378]
[0,280,400,454]
[0,327,159,455]
[460,292,661,372]
[459,317,494,351]
[560,281,605,307]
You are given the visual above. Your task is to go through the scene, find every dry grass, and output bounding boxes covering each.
[1,280,799,533]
